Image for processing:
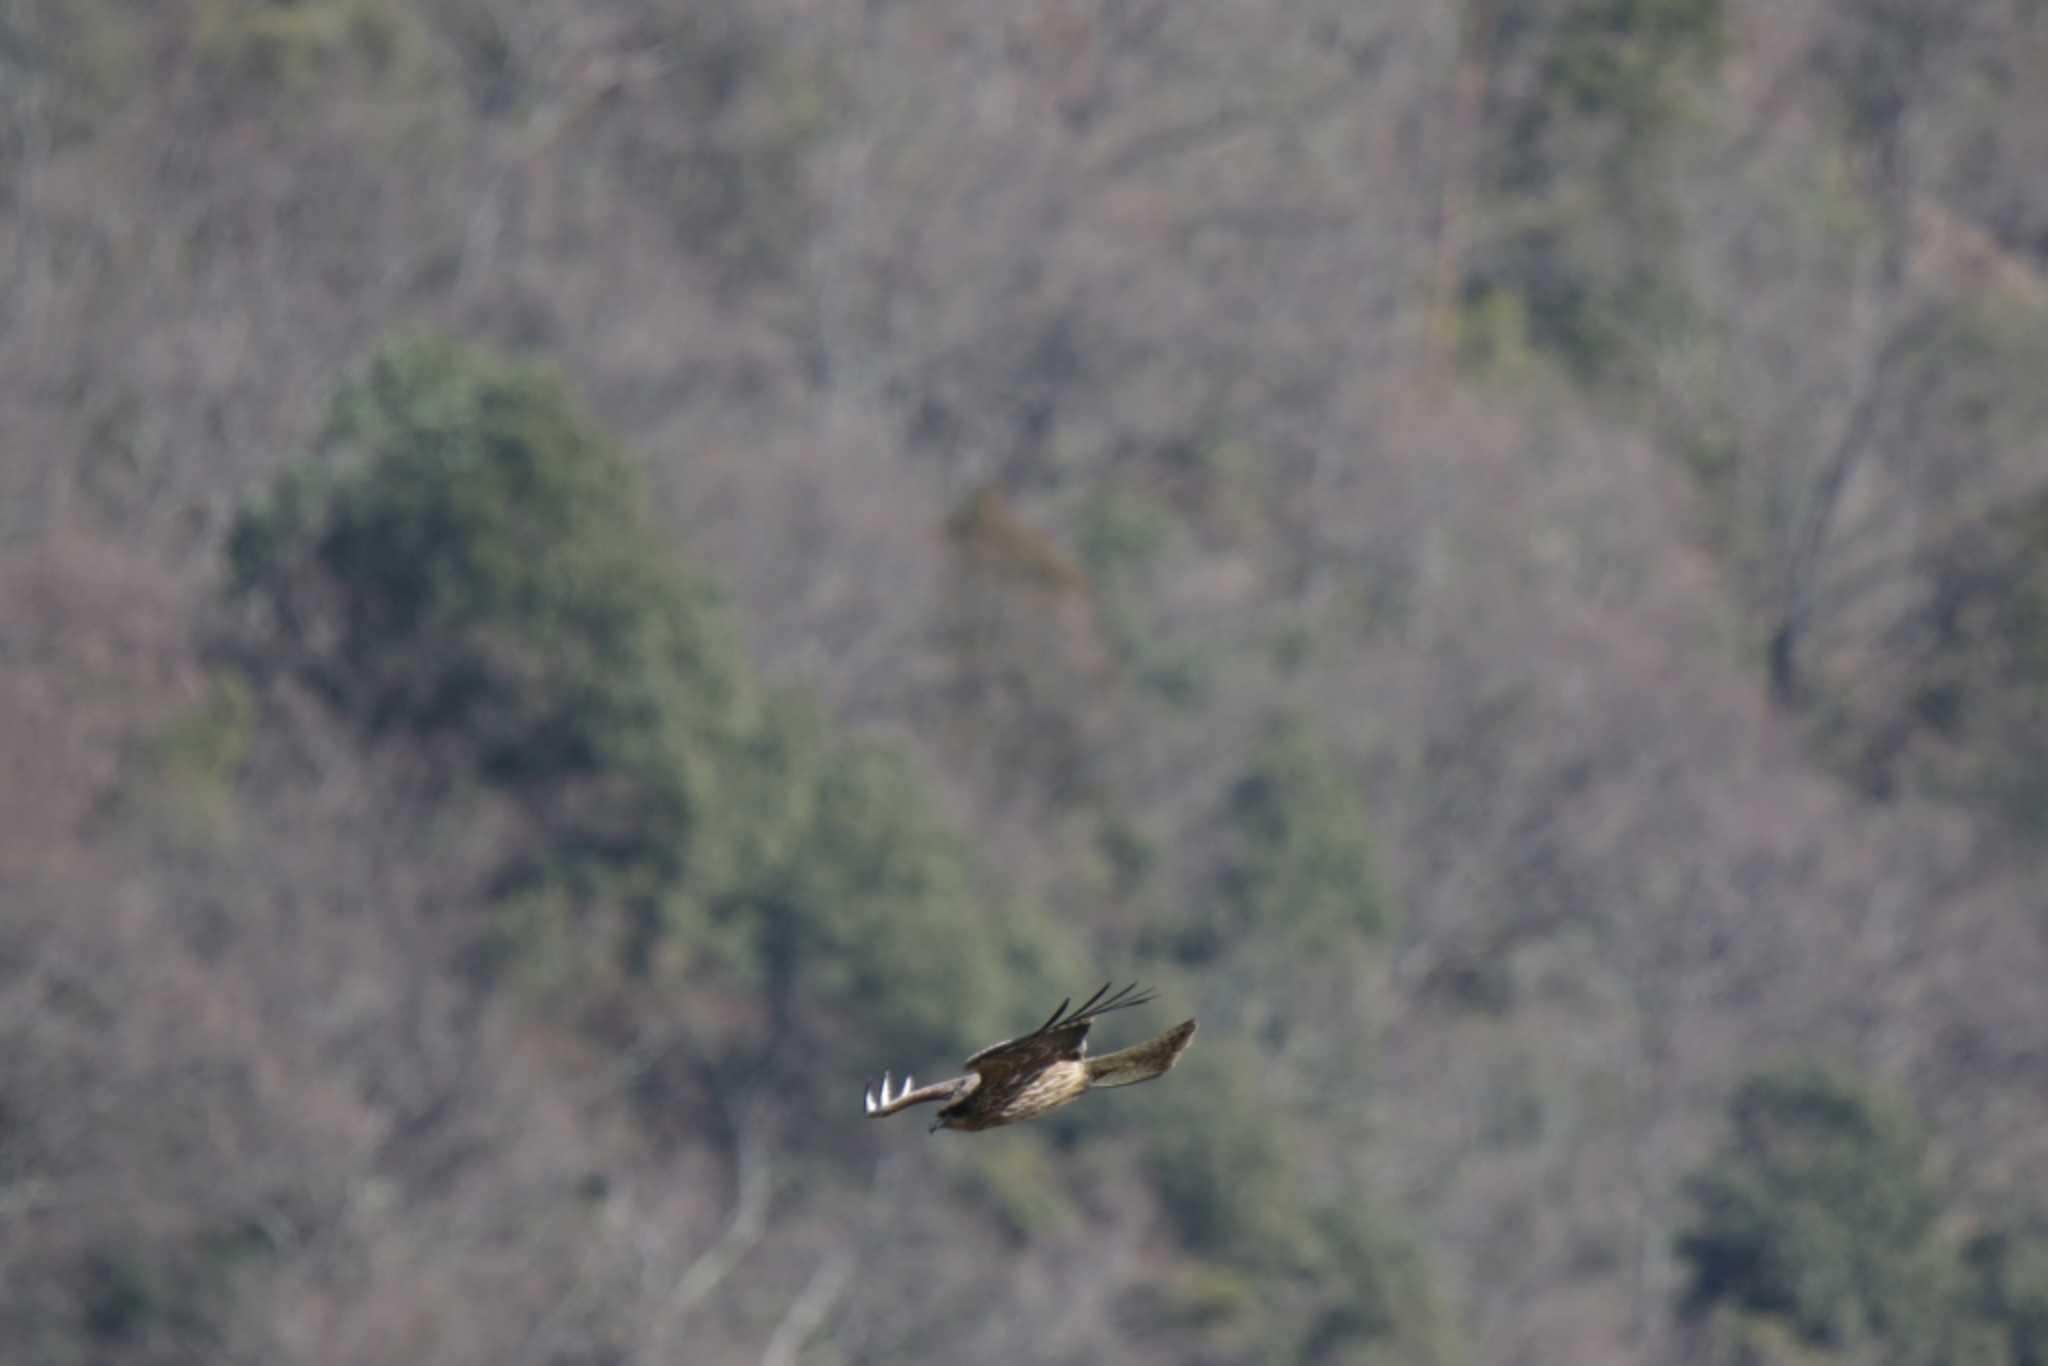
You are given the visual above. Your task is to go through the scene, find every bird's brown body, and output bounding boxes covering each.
[941,1058,1090,1131]
[864,983,1196,1133]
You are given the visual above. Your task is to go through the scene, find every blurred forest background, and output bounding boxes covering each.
[4,1,2048,1363]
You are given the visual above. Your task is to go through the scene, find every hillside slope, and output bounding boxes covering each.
[4,2,2047,1364]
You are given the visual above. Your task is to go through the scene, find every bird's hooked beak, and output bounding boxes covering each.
[928,1116,946,1134]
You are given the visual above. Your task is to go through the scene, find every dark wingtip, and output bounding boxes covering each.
[1088,980,1154,1020]
[1035,980,1163,1036]
[1118,980,1151,1007]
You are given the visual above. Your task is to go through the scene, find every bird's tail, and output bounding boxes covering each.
[1085,1019,1197,1088]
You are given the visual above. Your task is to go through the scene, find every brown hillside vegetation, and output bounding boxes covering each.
[4,2,2048,1364]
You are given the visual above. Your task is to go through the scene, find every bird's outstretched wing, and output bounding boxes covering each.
[1085,1018,1197,1087]
[864,1070,974,1118]
[963,982,1155,1087]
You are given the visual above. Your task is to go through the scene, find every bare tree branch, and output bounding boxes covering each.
[663,1133,772,1329]
[757,1248,854,1366]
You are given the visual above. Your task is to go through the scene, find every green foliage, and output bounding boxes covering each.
[1118,1262,1262,1357]
[1690,1309,1843,1366]
[1812,297,2048,820]
[77,1251,149,1343]
[1465,197,1696,388]
[1306,1201,1460,1366]
[1078,486,1180,576]
[1888,298,2048,479]
[1093,812,1159,900]
[1676,1063,1950,1357]
[1466,0,1724,382]
[1962,1224,2048,1366]
[1682,1068,2048,1366]
[742,740,1060,1061]
[146,675,255,779]
[1146,1041,1299,1259]
[196,0,424,91]
[1155,1261,1259,1327]
[1909,481,2048,827]
[0,0,149,136]
[231,337,768,966]
[1142,1038,1457,1364]
[125,674,254,849]
[1178,716,1388,962]
[228,336,1050,1071]
[1450,285,1543,381]
[1817,0,1966,151]
[1540,0,1727,131]
[231,339,760,912]
[1076,478,1275,711]
[954,1138,1080,1244]
[74,1223,268,1359]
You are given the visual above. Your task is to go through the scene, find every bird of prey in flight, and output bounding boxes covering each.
[864,982,1196,1133]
